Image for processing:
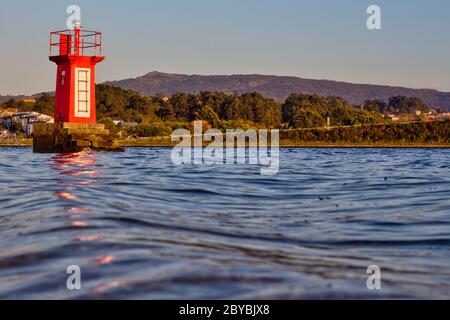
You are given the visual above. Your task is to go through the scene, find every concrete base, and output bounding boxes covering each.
[33,122,124,153]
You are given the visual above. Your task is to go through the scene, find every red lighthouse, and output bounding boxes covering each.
[49,22,104,123]
[34,21,120,153]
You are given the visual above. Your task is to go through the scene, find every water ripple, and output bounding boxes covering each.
[0,147,450,299]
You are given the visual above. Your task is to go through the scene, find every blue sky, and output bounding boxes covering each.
[1,0,450,95]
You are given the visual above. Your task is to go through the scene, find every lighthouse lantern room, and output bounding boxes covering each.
[49,21,104,123]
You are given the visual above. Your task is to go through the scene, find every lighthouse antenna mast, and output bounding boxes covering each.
[74,20,81,56]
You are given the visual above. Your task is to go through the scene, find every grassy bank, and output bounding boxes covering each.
[116,137,450,148]
[2,121,450,148]
[118,137,174,147]
[2,139,450,149]
[0,139,32,147]
[279,140,450,148]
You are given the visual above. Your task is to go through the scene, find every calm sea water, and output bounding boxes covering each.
[0,147,449,299]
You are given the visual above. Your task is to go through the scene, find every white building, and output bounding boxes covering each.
[1,111,53,136]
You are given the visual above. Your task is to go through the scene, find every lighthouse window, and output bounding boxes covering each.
[74,68,91,118]
[78,70,89,111]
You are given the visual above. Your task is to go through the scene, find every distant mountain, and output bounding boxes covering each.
[0,95,26,103]
[107,71,450,111]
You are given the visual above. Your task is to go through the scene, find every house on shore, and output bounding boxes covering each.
[1,111,53,136]
[425,111,450,122]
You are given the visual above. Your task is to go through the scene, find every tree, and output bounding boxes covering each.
[221,96,243,121]
[291,109,325,128]
[282,93,387,129]
[388,96,431,114]
[190,104,220,127]
[157,104,176,121]
[96,84,158,122]
[34,93,55,116]
[169,92,193,120]
[363,99,389,114]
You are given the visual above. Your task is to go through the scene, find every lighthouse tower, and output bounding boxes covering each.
[49,21,104,123]
[33,22,121,153]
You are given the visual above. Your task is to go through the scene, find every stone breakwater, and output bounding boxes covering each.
[33,122,123,153]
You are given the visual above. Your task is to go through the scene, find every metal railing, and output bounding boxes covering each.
[50,28,102,57]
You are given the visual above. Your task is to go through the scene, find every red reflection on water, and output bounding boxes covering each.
[56,191,79,201]
[75,234,102,242]
[52,151,99,179]
[69,221,90,228]
[54,151,97,165]
[51,151,109,254]
[91,280,126,294]
[66,207,91,219]
[95,256,116,265]
[52,151,99,207]
[68,207,91,214]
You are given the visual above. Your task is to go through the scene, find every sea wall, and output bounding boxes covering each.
[33,123,122,153]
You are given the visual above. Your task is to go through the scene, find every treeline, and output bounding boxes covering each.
[1,93,54,116]
[95,86,435,131]
[282,94,386,128]
[1,84,437,139]
[96,84,281,128]
[95,85,393,132]
[281,121,450,144]
[363,96,432,114]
